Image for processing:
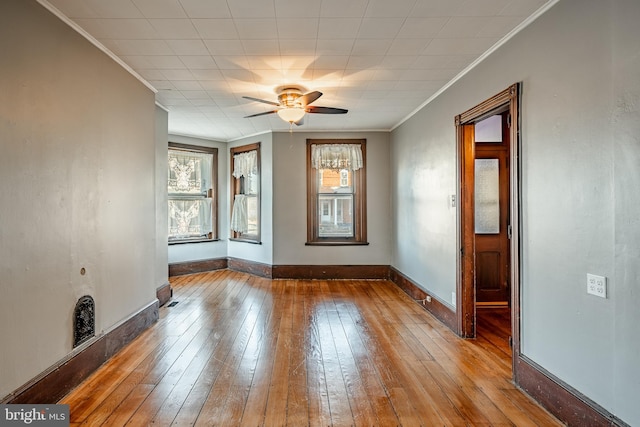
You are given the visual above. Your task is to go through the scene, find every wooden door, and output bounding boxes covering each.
[474,113,510,304]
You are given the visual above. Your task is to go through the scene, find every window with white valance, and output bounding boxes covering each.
[232,150,258,179]
[230,143,260,242]
[307,139,367,245]
[168,144,217,242]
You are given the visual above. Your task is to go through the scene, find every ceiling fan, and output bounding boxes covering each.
[243,86,347,126]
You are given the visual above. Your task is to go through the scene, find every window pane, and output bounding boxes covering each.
[168,150,212,195]
[474,114,502,142]
[168,199,212,239]
[246,194,259,235]
[475,158,500,234]
[318,194,354,237]
[318,168,352,192]
[245,171,259,195]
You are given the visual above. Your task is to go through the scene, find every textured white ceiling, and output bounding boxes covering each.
[44,0,550,141]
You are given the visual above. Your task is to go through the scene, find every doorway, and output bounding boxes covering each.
[455,84,521,374]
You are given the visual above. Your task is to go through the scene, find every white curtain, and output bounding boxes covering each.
[232,150,258,179]
[168,199,212,238]
[230,194,248,233]
[168,149,212,194]
[311,144,363,171]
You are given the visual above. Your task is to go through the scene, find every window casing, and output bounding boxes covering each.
[168,143,217,243]
[230,143,261,243]
[307,139,367,245]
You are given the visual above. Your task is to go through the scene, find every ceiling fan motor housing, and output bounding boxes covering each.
[277,88,303,108]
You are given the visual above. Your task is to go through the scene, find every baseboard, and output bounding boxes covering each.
[156,282,172,307]
[169,258,390,280]
[514,354,629,427]
[272,264,390,280]
[389,266,457,332]
[168,257,228,277]
[3,300,159,404]
[228,257,273,278]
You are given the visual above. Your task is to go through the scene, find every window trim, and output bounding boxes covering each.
[230,142,261,244]
[168,142,218,244]
[306,138,368,246]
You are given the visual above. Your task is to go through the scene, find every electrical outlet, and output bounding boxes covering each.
[451,292,456,307]
[587,274,607,298]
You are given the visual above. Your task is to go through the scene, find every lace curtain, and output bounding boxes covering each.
[232,150,258,179]
[311,144,363,171]
[168,149,212,194]
[168,199,212,238]
[230,194,248,233]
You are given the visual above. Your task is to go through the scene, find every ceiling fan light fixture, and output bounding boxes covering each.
[277,107,305,124]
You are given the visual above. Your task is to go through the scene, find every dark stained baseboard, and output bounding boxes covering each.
[514,355,629,427]
[168,257,228,277]
[228,257,273,278]
[389,266,457,332]
[169,258,390,280]
[272,264,390,280]
[3,300,159,404]
[156,282,172,307]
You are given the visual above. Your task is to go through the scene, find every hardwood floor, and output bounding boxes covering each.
[476,307,512,361]
[60,270,562,426]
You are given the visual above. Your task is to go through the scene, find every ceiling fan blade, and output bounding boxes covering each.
[244,110,278,118]
[306,106,348,114]
[298,91,322,106]
[242,96,280,106]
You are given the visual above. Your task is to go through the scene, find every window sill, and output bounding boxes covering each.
[169,238,220,246]
[305,241,369,246]
[229,238,262,245]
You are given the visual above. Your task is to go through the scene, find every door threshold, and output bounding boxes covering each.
[477,301,509,308]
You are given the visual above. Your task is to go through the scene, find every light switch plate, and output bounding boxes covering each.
[587,274,606,298]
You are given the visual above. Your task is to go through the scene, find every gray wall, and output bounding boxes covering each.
[390,0,640,423]
[155,106,169,291]
[0,0,158,399]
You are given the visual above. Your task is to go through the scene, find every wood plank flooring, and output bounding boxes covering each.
[60,270,562,426]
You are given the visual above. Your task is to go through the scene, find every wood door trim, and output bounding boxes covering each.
[455,84,520,350]
[457,122,476,338]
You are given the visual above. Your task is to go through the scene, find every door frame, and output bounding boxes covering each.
[455,84,521,366]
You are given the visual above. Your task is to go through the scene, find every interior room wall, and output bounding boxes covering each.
[167,134,228,264]
[272,131,391,266]
[390,0,640,423]
[155,106,169,290]
[0,0,158,399]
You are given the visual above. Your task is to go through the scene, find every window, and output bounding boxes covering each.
[230,143,260,242]
[307,139,367,245]
[340,169,349,187]
[168,143,217,243]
